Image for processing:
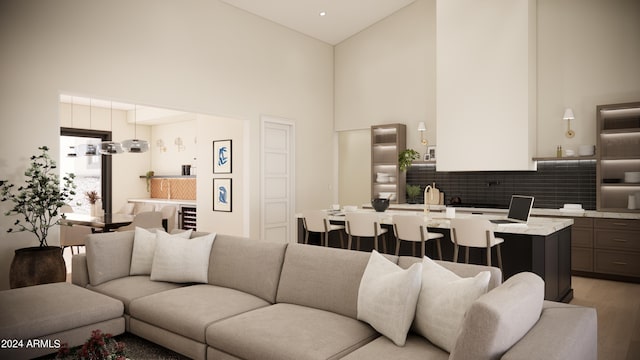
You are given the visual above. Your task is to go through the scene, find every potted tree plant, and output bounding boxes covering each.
[0,146,76,288]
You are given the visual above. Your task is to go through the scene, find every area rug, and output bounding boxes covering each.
[36,332,189,360]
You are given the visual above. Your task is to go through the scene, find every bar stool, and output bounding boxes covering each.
[450,217,503,271]
[345,212,387,253]
[392,214,443,259]
[302,210,345,248]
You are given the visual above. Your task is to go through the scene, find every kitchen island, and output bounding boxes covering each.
[296,209,574,302]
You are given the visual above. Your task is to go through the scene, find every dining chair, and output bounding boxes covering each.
[160,205,178,232]
[302,210,345,248]
[116,203,135,215]
[450,217,503,270]
[392,214,443,259]
[345,212,388,253]
[117,211,163,231]
[59,205,92,255]
[134,203,155,215]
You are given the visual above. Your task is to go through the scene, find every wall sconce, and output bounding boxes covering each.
[156,139,166,152]
[417,121,427,145]
[175,137,185,152]
[563,108,575,138]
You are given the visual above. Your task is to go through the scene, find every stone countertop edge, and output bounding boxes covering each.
[361,203,640,220]
[128,198,197,206]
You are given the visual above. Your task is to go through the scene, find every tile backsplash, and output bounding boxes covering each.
[150,178,196,200]
[406,160,596,210]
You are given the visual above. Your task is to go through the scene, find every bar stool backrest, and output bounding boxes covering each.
[345,212,382,237]
[393,214,425,242]
[450,217,499,247]
[303,210,329,233]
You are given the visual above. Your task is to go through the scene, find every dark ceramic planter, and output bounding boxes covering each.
[9,246,66,289]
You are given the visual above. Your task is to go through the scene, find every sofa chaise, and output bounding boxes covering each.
[66,229,597,360]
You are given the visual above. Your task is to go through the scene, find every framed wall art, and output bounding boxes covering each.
[213,178,232,212]
[213,140,232,174]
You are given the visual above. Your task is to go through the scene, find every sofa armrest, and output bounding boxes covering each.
[71,253,89,287]
[501,301,597,360]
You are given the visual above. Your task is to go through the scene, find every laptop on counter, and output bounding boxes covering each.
[490,195,534,224]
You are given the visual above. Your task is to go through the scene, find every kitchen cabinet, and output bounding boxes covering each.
[371,124,406,204]
[596,101,640,212]
[571,217,594,272]
[594,218,640,278]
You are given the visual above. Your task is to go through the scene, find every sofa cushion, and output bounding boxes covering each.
[398,256,502,290]
[0,282,123,340]
[501,301,597,360]
[150,232,216,283]
[206,303,379,360]
[449,272,545,360]
[340,334,449,360]
[277,243,389,318]
[130,227,192,275]
[357,250,422,346]
[414,256,490,352]
[129,284,270,343]
[86,230,134,286]
[88,275,186,314]
[208,235,287,303]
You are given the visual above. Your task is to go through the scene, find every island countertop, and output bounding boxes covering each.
[360,203,640,220]
[297,209,573,237]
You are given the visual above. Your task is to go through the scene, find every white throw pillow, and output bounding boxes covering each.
[150,232,216,283]
[130,228,192,275]
[414,256,490,352]
[357,250,423,346]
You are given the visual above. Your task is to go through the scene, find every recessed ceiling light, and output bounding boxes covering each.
[319,11,327,17]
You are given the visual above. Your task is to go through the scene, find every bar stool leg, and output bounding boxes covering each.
[464,247,470,264]
[436,239,443,260]
[453,244,459,263]
[497,244,503,271]
[395,239,401,256]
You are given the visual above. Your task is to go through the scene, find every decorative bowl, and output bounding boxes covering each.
[372,198,390,212]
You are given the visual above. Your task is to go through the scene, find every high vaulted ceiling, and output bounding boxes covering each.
[219,0,416,45]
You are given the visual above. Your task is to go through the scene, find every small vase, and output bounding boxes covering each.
[9,246,66,288]
[91,203,99,217]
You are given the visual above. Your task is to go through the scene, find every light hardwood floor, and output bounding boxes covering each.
[570,276,640,360]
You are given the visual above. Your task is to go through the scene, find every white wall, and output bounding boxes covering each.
[335,0,640,196]
[537,0,640,156]
[335,0,436,154]
[0,0,334,290]
[196,115,247,236]
[150,120,198,176]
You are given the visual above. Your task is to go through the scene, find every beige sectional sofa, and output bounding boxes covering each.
[71,230,597,360]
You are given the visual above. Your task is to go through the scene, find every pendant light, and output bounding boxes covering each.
[66,97,78,157]
[122,105,149,153]
[76,98,98,156]
[99,101,124,155]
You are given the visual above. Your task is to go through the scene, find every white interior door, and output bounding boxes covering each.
[261,116,295,243]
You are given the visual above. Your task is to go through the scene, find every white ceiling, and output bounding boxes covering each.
[220,0,416,45]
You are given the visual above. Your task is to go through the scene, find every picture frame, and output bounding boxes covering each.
[427,145,436,161]
[213,140,232,174]
[213,178,232,212]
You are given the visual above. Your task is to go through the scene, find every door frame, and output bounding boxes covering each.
[60,127,113,214]
[260,116,296,243]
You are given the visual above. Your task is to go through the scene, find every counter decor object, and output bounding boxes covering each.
[424,182,440,205]
[406,185,421,204]
[371,198,390,212]
[578,145,595,156]
[629,194,637,210]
